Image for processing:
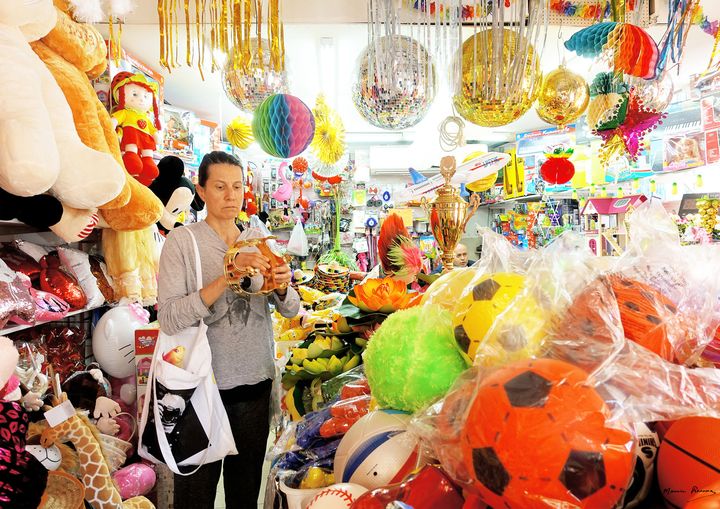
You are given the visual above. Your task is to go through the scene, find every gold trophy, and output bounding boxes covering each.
[421,156,480,273]
[224,236,290,296]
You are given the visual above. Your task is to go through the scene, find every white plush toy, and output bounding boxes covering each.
[0,0,125,209]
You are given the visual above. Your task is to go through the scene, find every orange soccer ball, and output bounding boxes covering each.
[460,359,634,509]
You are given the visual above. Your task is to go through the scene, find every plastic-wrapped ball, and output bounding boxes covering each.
[461,359,634,508]
[363,306,468,413]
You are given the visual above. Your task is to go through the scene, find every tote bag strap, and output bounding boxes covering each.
[186,228,204,295]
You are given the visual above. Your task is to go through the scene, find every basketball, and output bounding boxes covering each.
[657,417,720,508]
[333,410,425,490]
[685,480,720,508]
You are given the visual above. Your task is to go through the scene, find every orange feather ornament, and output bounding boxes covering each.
[378,214,423,278]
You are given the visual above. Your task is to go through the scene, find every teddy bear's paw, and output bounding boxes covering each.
[49,205,98,242]
[52,147,126,209]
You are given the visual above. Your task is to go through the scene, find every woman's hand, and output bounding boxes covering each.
[234,251,271,275]
[273,263,292,294]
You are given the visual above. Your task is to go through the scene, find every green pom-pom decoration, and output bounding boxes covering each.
[363,306,469,413]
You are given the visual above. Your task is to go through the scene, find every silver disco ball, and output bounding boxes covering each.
[222,38,289,113]
[353,35,437,130]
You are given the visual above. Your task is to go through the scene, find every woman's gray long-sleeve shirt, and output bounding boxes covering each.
[157,221,300,390]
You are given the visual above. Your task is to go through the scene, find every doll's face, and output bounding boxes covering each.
[124,83,154,112]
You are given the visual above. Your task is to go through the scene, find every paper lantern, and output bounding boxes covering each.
[565,22,659,79]
[252,94,315,159]
[540,147,575,185]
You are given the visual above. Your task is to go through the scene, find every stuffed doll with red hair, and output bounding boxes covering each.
[110,72,162,186]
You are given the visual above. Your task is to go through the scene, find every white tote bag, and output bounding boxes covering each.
[138,229,237,475]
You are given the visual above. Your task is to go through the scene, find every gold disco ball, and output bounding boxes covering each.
[453,28,542,127]
[222,38,289,113]
[535,65,589,127]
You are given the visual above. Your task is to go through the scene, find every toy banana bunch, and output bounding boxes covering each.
[302,352,361,377]
[697,196,719,235]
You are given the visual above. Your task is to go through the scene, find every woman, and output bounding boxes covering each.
[158,151,300,509]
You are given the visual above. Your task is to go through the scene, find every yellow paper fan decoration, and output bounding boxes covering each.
[226,116,254,149]
[310,95,346,165]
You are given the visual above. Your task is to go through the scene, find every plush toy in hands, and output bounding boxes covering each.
[111,72,162,186]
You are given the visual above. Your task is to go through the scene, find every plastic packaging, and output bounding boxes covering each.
[412,200,720,508]
[287,219,309,257]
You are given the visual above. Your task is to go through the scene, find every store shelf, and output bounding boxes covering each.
[1,304,104,336]
[478,194,544,207]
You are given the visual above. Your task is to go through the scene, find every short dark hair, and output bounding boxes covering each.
[198,151,243,186]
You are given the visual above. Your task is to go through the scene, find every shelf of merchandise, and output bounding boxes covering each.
[478,194,544,207]
[1,304,104,336]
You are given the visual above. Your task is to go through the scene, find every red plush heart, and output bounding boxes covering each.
[540,157,575,185]
[39,253,87,310]
[136,119,148,130]
[0,244,41,281]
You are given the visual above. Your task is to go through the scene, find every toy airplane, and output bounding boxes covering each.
[396,152,510,203]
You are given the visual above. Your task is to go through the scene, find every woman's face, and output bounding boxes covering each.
[197,163,244,221]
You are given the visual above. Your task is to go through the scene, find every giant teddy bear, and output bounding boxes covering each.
[0,0,129,242]
[29,0,164,302]
[31,0,164,231]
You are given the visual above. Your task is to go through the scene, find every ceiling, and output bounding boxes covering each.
[98,1,720,168]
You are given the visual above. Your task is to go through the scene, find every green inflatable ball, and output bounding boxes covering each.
[363,306,469,413]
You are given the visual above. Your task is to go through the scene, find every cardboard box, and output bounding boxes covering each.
[701,97,720,131]
[663,133,706,172]
[135,322,160,422]
[706,130,720,164]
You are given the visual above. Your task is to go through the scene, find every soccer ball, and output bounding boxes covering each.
[460,358,634,508]
[334,410,425,490]
[452,272,547,365]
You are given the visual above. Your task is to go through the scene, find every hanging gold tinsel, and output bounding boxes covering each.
[157,0,285,77]
[310,95,346,166]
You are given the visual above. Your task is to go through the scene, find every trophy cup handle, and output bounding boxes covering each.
[461,193,481,232]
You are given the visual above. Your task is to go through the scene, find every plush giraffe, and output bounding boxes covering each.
[40,394,154,509]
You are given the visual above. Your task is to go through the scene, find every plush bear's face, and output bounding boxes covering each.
[124,83,154,113]
[2,0,56,40]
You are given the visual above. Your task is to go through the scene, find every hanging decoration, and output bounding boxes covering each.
[626,71,674,113]
[587,72,629,131]
[226,115,255,150]
[222,38,289,112]
[403,1,512,21]
[540,147,576,185]
[157,0,285,80]
[252,94,316,159]
[653,0,700,75]
[594,87,666,165]
[535,66,590,127]
[453,0,548,129]
[353,35,437,130]
[564,22,659,79]
[310,95,346,165]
